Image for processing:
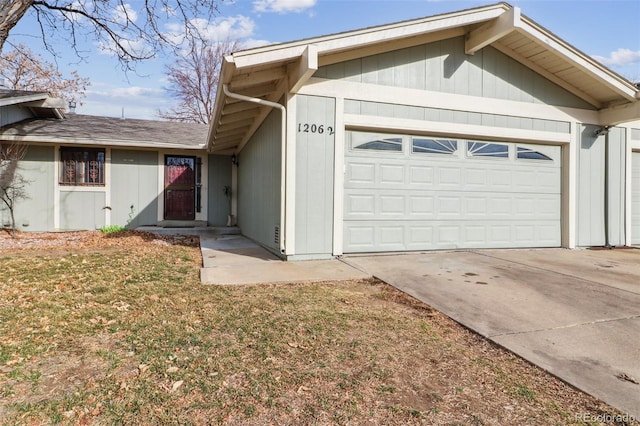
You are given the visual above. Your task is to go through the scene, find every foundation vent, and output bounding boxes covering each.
[274,226,280,245]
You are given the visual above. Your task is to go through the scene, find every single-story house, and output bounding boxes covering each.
[0,93,231,230]
[2,2,640,260]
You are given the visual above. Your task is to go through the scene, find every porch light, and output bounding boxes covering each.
[231,153,239,166]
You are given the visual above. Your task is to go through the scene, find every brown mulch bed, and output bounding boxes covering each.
[0,229,199,253]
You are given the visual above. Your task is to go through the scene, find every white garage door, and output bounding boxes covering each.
[631,152,640,245]
[343,131,562,253]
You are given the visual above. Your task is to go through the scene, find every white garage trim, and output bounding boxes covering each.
[333,98,346,256]
[345,114,572,145]
[298,78,600,124]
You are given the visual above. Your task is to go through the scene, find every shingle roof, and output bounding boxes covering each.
[0,89,49,100]
[0,114,208,149]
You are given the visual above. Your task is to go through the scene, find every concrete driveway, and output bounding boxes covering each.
[344,248,640,417]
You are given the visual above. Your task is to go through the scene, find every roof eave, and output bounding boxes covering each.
[518,14,638,103]
[0,134,206,150]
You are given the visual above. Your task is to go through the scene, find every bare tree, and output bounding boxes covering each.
[0,43,89,105]
[0,0,222,70]
[0,143,29,237]
[158,39,239,124]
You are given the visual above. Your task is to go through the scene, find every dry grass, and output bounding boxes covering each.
[0,231,636,425]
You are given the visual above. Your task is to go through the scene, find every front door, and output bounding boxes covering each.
[164,155,195,220]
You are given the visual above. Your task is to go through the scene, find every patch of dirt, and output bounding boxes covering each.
[0,229,200,253]
[0,334,118,413]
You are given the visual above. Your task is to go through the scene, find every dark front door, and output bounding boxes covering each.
[164,156,195,220]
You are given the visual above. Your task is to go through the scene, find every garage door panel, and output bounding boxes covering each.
[409,196,435,215]
[344,133,561,252]
[438,196,462,216]
[465,197,487,216]
[380,165,405,184]
[345,190,559,221]
[410,166,434,184]
[345,194,375,217]
[347,162,375,184]
[380,195,406,216]
[464,168,488,188]
[465,226,486,244]
[438,167,462,186]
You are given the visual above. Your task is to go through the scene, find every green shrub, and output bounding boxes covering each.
[99,225,127,234]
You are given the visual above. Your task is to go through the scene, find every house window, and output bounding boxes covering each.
[467,141,509,158]
[60,147,105,186]
[412,138,457,155]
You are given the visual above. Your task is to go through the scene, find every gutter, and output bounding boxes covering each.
[222,84,287,255]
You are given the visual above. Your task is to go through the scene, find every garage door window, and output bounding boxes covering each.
[412,138,457,155]
[516,146,553,161]
[351,133,403,152]
[467,141,508,158]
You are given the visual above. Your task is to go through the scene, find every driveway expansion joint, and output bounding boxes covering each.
[488,314,640,338]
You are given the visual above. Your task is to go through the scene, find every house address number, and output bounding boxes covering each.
[298,123,335,135]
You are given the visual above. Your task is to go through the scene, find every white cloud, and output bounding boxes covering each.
[96,38,147,58]
[253,0,316,14]
[593,48,640,67]
[113,3,138,25]
[242,38,272,49]
[165,15,256,45]
[82,85,168,119]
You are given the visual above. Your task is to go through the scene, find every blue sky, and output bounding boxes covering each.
[6,0,640,120]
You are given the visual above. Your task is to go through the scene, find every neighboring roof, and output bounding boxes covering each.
[0,89,48,102]
[207,2,640,152]
[0,114,208,150]
[0,88,65,118]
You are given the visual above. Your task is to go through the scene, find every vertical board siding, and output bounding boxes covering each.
[111,149,159,228]
[606,127,626,246]
[207,154,232,226]
[577,124,605,247]
[238,109,281,252]
[0,145,55,231]
[0,105,33,127]
[295,95,336,256]
[59,191,106,230]
[315,36,595,110]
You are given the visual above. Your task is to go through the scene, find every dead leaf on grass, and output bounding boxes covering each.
[166,366,179,373]
[171,380,184,392]
[138,364,149,375]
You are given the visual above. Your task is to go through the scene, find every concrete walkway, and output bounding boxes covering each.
[344,248,640,418]
[199,234,369,285]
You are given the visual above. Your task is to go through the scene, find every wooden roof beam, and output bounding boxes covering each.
[288,45,318,94]
[465,6,519,55]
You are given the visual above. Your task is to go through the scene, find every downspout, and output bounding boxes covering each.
[222,84,287,255]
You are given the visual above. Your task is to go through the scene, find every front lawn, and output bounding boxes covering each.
[0,231,633,425]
